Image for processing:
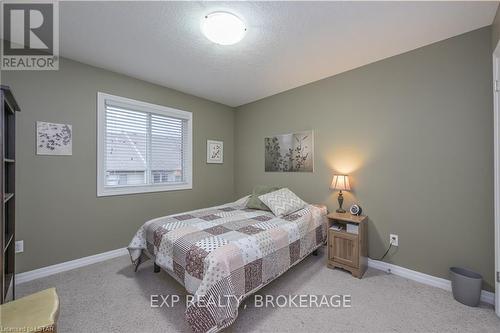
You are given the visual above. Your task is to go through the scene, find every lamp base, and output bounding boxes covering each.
[336,190,346,214]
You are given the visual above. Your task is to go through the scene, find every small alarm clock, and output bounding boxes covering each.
[349,204,362,216]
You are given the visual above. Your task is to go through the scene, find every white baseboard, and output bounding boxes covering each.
[14,248,495,306]
[368,259,495,305]
[16,248,128,285]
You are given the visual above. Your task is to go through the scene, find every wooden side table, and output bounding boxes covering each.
[326,212,368,278]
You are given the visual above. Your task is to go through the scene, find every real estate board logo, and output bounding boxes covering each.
[1,1,59,70]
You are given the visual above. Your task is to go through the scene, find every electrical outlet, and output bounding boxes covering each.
[15,240,23,253]
[390,234,399,247]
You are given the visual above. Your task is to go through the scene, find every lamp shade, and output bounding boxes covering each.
[330,174,351,191]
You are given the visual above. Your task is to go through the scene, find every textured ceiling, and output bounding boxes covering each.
[60,1,498,107]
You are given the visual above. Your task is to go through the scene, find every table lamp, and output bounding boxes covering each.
[330,174,351,213]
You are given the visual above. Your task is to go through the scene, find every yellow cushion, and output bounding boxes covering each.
[0,288,59,333]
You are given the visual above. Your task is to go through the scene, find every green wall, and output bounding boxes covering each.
[235,27,495,291]
[2,58,235,273]
[492,5,500,49]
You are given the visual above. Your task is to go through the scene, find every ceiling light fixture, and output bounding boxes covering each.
[201,12,246,45]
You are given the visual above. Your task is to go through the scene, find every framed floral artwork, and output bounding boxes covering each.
[265,130,313,172]
[207,140,223,164]
[36,121,73,155]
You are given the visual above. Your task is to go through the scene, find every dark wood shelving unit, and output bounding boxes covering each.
[3,193,13,204]
[4,233,13,251]
[1,86,20,304]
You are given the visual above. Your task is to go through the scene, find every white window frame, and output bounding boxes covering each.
[97,92,192,197]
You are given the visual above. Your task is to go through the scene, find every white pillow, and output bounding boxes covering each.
[258,188,307,216]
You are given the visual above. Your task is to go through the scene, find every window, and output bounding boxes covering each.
[97,92,192,196]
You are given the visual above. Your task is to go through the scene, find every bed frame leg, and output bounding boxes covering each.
[154,263,161,273]
[134,257,142,272]
[312,249,318,256]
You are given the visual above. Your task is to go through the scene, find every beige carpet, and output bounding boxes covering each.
[17,249,499,332]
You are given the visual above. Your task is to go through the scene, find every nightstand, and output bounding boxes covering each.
[326,212,368,278]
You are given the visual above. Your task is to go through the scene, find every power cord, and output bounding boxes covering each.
[371,243,393,261]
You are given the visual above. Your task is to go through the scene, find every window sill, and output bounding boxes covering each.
[97,182,192,197]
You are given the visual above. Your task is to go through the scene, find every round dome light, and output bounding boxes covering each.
[201,12,246,45]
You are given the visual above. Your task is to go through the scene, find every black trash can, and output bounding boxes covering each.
[449,267,482,307]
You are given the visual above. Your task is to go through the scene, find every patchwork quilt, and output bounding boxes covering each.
[128,198,327,333]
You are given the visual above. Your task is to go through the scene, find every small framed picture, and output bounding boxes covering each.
[36,121,73,155]
[207,140,223,164]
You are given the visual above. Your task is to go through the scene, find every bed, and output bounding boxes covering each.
[128,196,327,333]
